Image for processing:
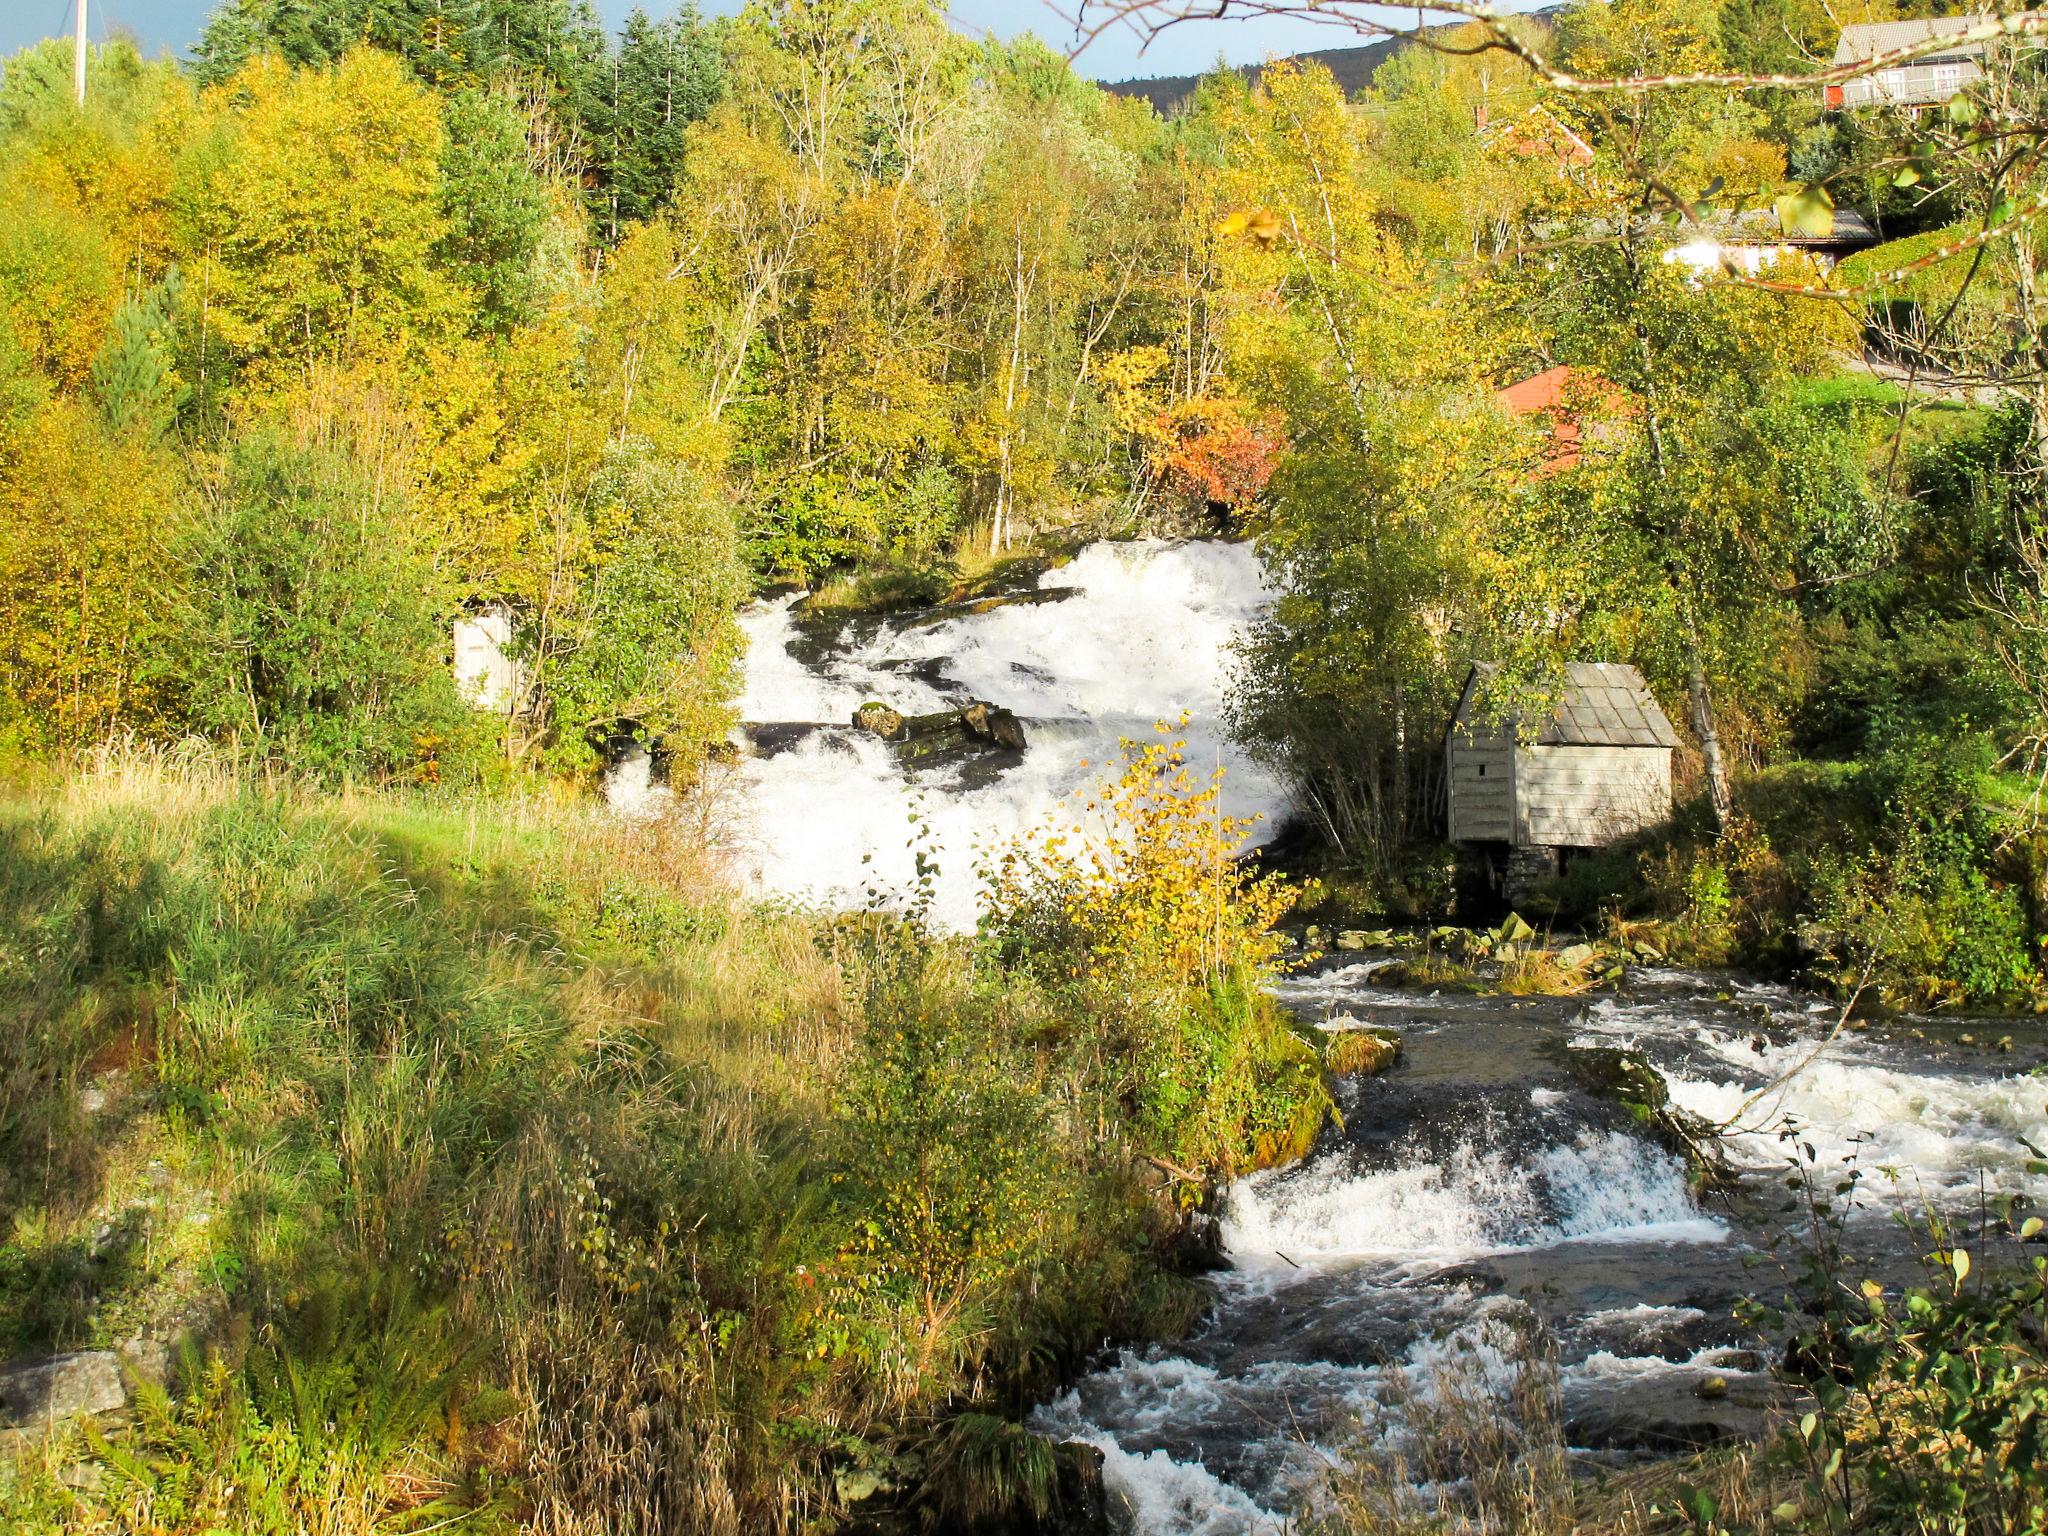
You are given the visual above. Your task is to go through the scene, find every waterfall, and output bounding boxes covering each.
[723,539,1292,929]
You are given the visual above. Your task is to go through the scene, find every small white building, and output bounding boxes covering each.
[1828,17,1987,110]
[1661,210,1877,278]
[1447,663,1678,897]
[453,604,525,715]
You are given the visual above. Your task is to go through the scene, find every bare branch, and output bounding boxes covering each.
[1055,2,2048,97]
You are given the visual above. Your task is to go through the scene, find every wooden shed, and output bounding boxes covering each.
[1446,663,1677,897]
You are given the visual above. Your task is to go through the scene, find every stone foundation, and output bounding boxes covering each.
[1503,844,1560,906]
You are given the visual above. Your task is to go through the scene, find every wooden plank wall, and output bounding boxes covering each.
[1447,724,1515,842]
[1516,745,1670,847]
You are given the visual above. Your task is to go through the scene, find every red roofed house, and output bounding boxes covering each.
[1479,104,1597,173]
[1495,365,1626,474]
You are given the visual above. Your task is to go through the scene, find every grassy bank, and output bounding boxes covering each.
[0,747,1331,1534]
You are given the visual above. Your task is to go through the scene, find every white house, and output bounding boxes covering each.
[453,604,525,714]
[1827,17,1987,110]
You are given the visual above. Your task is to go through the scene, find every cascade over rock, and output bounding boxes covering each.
[728,540,1289,929]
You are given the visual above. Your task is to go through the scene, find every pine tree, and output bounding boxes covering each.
[588,6,725,240]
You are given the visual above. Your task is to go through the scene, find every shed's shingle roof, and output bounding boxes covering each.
[1541,663,1678,747]
[1456,662,1679,748]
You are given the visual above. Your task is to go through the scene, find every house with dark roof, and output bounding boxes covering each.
[1826,16,1988,110]
[1446,663,1678,897]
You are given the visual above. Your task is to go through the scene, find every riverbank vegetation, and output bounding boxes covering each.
[0,743,1323,1532]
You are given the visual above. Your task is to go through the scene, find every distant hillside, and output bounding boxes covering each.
[1101,35,1407,115]
[1100,12,1560,116]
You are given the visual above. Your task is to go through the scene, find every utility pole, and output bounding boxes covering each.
[73,0,87,106]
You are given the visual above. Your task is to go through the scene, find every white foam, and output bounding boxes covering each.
[1662,1032,2048,1202]
[1221,1131,1723,1267]
[603,743,674,821]
[1087,1440,1283,1536]
[1562,1346,1759,1387]
[1581,1303,1706,1331]
[724,540,1290,928]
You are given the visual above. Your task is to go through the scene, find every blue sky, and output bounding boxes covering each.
[1,1,1418,83]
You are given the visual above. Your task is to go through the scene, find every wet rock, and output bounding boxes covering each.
[853,699,1029,763]
[844,1435,1130,1536]
[1563,1367,1779,1452]
[961,701,1028,751]
[1559,1045,1669,1113]
[1335,931,1368,951]
[1694,1375,1729,1400]
[0,1351,126,1430]
[1046,1440,1133,1536]
[854,702,906,739]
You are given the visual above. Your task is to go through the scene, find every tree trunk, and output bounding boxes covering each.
[1626,235,1731,836]
[1685,653,1732,832]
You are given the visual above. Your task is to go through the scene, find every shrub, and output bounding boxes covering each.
[173,432,485,783]
[982,725,1332,1174]
[539,438,746,776]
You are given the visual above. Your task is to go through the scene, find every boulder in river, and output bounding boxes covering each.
[961,701,1028,751]
[1323,1023,1401,1077]
[855,702,906,739]
[850,699,1029,761]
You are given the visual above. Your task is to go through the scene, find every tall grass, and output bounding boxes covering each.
[0,750,1213,1534]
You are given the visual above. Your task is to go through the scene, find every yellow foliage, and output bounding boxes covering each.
[0,397,187,747]
[1706,137,1789,203]
[987,720,1296,988]
[188,49,462,396]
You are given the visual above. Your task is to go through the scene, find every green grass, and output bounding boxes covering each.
[0,752,1270,1534]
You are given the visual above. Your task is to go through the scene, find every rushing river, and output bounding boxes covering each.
[1035,967,2048,1531]
[700,538,2048,1532]
[712,538,1289,930]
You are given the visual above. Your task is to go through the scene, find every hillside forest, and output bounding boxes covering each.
[5,0,2048,1531]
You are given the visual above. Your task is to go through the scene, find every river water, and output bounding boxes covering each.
[715,539,1288,931]
[710,538,2048,1532]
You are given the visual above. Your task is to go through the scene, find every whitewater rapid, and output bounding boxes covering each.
[1034,965,2048,1532]
[720,540,1291,928]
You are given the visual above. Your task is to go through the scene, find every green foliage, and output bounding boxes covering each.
[983,731,1332,1175]
[831,925,1074,1381]
[917,1411,1064,1527]
[1580,733,2040,1004]
[748,464,963,582]
[91,1280,498,1535]
[194,0,608,102]
[538,438,746,774]
[1685,1173,2048,1536]
[589,5,728,238]
[90,270,188,437]
[437,89,551,331]
[0,757,1242,1530]
[172,433,482,782]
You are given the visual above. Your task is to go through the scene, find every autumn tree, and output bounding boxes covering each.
[1197,62,1507,874]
